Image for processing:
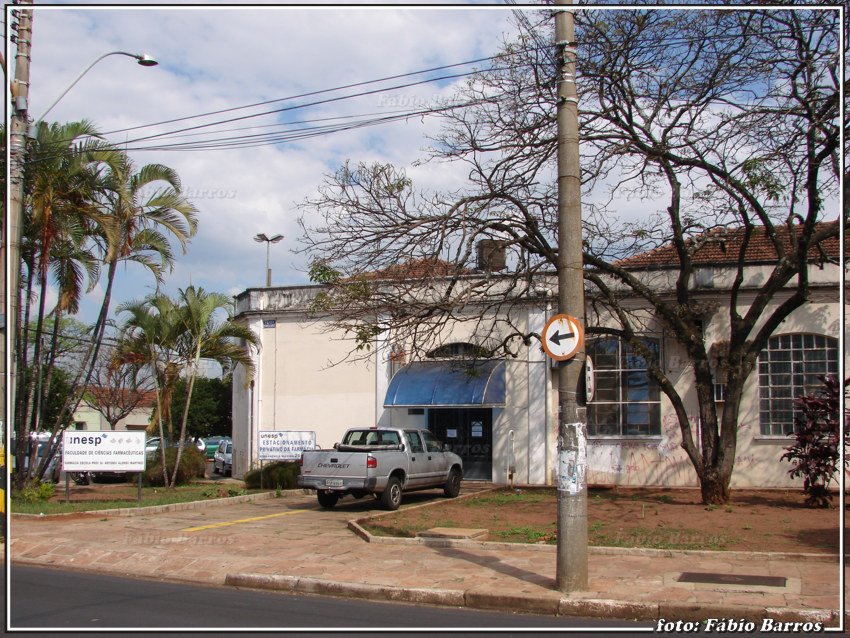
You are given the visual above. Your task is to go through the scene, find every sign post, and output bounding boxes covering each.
[257,431,316,491]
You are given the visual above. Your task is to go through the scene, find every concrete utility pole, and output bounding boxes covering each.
[554,0,588,592]
[6,0,34,488]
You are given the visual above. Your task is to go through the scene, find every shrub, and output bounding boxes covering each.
[781,375,849,507]
[143,445,206,487]
[13,480,56,503]
[243,461,300,490]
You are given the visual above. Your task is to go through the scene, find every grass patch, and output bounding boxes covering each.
[466,489,551,507]
[11,483,259,516]
[492,525,556,544]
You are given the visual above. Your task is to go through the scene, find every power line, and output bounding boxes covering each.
[113,65,518,147]
[101,49,536,138]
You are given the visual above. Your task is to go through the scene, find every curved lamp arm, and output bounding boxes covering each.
[34,50,157,124]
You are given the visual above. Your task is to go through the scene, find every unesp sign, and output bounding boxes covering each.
[62,431,146,472]
[258,431,317,461]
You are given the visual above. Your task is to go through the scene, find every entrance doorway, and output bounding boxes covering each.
[428,408,492,481]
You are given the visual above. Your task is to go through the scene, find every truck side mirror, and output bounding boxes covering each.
[333,442,339,450]
[443,443,451,452]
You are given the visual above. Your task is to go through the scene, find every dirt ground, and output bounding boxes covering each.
[43,482,842,555]
[364,487,843,554]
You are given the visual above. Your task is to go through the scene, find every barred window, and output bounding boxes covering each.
[758,333,838,436]
[587,337,661,436]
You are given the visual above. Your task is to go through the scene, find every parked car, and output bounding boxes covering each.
[11,432,62,482]
[203,436,230,460]
[145,436,204,459]
[298,427,462,510]
[212,441,232,476]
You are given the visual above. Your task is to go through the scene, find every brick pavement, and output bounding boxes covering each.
[8,488,845,629]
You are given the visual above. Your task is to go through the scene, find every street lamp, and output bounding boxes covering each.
[6,45,159,489]
[33,50,158,125]
[254,233,284,287]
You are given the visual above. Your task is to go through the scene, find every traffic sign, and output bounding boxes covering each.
[584,355,595,401]
[542,313,583,361]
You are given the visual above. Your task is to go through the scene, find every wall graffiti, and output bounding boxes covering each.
[587,414,699,487]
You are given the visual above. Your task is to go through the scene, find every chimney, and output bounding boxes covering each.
[477,239,507,272]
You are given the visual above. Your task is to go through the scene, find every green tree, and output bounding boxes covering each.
[169,286,257,486]
[83,155,198,399]
[14,120,108,488]
[170,376,232,439]
[114,293,185,487]
[116,287,257,488]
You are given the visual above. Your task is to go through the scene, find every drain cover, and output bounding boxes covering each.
[678,572,787,587]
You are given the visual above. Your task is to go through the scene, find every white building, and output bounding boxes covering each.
[232,225,844,489]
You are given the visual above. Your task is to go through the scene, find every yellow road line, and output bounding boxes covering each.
[182,508,310,532]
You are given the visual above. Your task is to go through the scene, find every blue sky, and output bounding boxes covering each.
[18,2,521,324]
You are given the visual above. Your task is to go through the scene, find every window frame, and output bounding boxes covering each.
[757,332,838,437]
[586,335,662,438]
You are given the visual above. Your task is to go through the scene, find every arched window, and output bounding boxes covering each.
[586,337,661,437]
[427,342,490,359]
[758,333,838,436]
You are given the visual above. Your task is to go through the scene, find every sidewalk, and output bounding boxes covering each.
[8,488,845,629]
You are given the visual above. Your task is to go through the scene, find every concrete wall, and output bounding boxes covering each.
[233,265,843,489]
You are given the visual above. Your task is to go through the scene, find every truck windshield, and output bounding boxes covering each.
[342,430,400,446]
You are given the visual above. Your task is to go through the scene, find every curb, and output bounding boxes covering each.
[223,572,840,625]
[347,518,838,564]
[11,490,280,519]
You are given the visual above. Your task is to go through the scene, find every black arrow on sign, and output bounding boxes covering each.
[549,330,575,346]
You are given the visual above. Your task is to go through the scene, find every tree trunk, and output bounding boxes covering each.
[699,469,731,505]
[170,357,199,488]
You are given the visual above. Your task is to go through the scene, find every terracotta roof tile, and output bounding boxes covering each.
[84,386,156,409]
[614,221,842,269]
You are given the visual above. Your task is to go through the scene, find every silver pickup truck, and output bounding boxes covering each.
[297,427,463,510]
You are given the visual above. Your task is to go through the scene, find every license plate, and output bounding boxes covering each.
[325,479,343,487]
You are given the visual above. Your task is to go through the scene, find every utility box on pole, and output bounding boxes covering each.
[553,0,588,592]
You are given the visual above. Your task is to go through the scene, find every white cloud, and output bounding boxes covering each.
[21,4,519,323]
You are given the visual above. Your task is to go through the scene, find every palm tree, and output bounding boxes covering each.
[47,153,199,450]
[88,154,198,374]
[169,286,258,487]
[14,120,108,486]
[114,293,185,487]
[115,288,258,488]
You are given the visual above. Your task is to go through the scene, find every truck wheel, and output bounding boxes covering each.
[443,467,462,498]
[317,491,339,509]
[380,477,403,511]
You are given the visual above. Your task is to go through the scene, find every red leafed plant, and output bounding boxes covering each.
[781,375,848,508]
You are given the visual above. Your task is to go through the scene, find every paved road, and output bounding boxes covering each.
[10,564,649,634]
[10,487,842,628]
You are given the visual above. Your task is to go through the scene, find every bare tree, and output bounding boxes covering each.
[298,8,841,504]
[83,345,154,431]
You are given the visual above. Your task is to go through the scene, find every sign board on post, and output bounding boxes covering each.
[258,431,316,461]
[584,355,595,402]
[541,313,584,361]
[62,430,146,472]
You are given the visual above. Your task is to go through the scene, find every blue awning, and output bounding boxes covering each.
[384,360,506,407]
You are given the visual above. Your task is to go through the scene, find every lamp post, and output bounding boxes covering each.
[254,233,284,287]
[6,45,158,489]
[33,51,157,125]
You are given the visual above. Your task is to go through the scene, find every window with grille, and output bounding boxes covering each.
[587,337,661,436]
[758,333,838,436]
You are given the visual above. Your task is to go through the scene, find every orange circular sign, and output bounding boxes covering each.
[542,314,583,361]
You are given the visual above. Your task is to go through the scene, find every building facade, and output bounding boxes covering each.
[232,231,844,489]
